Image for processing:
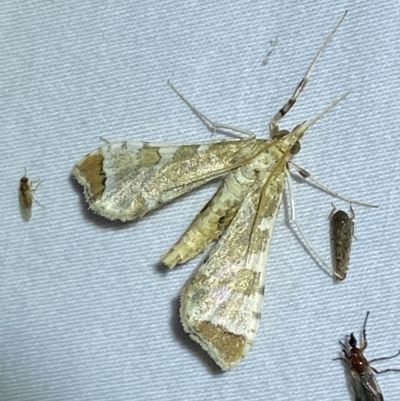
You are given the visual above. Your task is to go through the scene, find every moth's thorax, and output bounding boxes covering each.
[238,136,295,182]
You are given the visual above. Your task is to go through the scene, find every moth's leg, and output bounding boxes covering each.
[168,80,256,139]
[288,161,377,208]
[285,169,342,279]
[269,11,347,138]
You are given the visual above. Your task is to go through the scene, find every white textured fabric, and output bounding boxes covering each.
[1,1,400,400]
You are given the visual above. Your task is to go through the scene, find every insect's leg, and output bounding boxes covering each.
[99,136,111,144]
[269,11,347,138]
[371,366,400,374]
[328,202,338,221]
[285,169,343,279]
[333,357,348,362]
[168,80,256,139]
[349,203,355,219]
[370,350,400,365]
[347,204,358,240]
[333,344,350,361]
[289,161,378,208]
[32,180,43,192]
[33,198,44,208]
[31,180,44,208]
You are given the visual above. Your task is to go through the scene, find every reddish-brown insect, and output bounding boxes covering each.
[336,312,400,401]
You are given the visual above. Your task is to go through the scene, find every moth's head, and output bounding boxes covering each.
[272,122,307,156]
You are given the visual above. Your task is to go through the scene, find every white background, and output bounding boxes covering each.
[1,1,400,400]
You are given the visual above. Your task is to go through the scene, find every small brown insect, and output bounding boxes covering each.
[19,170,42,221]
[330,204,355,281]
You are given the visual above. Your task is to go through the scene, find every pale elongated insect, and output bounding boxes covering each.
[73,12,374,369]
[19,169,42,221]
[330,204,355,281]
[335,312,400,401]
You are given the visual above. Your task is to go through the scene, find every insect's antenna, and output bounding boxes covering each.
[305,92,350,131]
[363,311,370,339]
[269,11,348,137]
[301,11,348,95]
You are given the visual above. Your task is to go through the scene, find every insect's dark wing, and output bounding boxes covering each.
[350,368,384,401]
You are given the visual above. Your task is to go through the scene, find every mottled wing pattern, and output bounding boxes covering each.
[180,157,287,370]
[331,209,354,280]
[73,139,268,221]
[163,140,279,268]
